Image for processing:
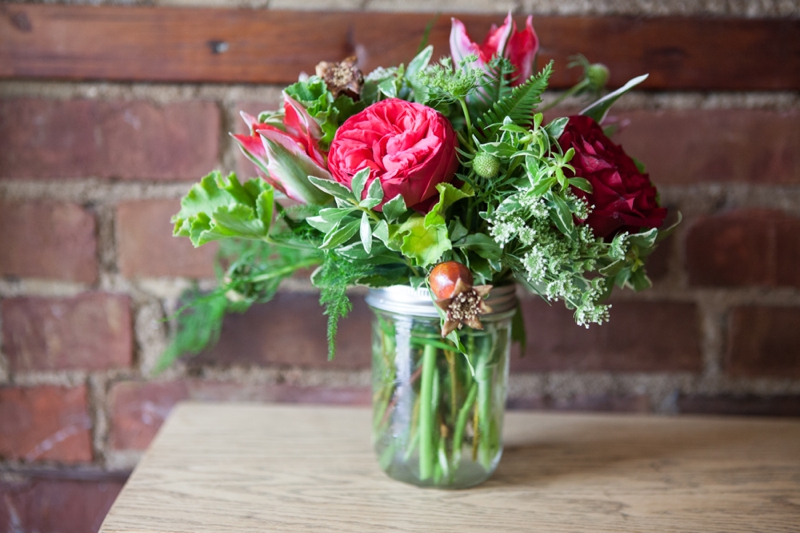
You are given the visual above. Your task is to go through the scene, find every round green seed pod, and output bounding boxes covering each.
[587,63,610,90]
[473,151,501,179]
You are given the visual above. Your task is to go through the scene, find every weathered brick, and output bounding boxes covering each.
[0,201,97,283]
[507,394,650,412]
[0,98,219,180]
[109,380,370,450]
[2,294,132,372]
[615,109,800,184]
[0,477,124,533]
[0,385,93,463]
[686,209,800,288]
[511,299,703,373]
[116,199,217,279]
[726,306,800,378]
[234,99,282,180]
[677,394,800,417]
[195,292,372,369]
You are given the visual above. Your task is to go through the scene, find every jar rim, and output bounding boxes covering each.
[365,284,518,318]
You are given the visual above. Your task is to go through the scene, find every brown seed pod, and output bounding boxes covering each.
[428,262,492,337]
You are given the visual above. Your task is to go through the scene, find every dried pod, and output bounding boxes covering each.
[428,261,492,337]
[315,56,363,100]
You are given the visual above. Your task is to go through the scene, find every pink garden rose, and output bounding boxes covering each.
[327,98,458,212]
[450,14,539,86]
[559,115,667,239]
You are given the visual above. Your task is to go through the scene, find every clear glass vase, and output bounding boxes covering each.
[366,285,516,489]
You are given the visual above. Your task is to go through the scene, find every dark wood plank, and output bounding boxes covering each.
[1,5,798,90]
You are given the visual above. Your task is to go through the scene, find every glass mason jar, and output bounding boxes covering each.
[366,285,517,489]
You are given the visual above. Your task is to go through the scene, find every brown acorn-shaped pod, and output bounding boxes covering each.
[315,56,363,100]
[429,261,492,337]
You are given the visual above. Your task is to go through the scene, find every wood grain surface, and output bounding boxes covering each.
[1,5,799,90]
[100,403,800,532]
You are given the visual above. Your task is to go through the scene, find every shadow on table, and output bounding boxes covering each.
[486,416,769,488]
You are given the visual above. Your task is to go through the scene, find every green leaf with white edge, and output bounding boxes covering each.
[454,233,503,260]
[319,207,356,224]
[308,176,354,201]
[656,211,682,243]
[307,215,344,233]
[547,191,577,239]
[365,177,384,203]
[599,259,625,277]
[406,45,433,79]
[360,211,373,254]
[399,215,451,267]
[544,117,569,140]
[628,227,658,249]
[382,194,408,223]
[580,74,649,124]
[424,183,473,229]
[350,168,370,200]
[532,176,557,197]
[321,219,361,249]
[372,220,403,252]
[568,177,593,194]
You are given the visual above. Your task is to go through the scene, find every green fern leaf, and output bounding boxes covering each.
[476,61,554,140]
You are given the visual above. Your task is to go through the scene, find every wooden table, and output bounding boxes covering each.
[101,403,800,533]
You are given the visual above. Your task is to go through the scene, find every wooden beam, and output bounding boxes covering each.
[1,5,798,90]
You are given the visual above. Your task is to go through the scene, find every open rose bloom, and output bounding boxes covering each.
[328,98,459,211]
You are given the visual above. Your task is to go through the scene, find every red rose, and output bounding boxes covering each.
[559,115,667,238]
[328,98,458,212]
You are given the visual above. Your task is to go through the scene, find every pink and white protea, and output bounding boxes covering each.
[450,14,539,86]
[232,93,332,205]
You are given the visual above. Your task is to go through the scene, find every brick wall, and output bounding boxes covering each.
[1,1,799,531]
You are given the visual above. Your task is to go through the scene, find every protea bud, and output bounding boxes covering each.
[473,151,501,179]
[429,261,492,337]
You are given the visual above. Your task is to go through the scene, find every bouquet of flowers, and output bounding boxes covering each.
[162,14,677,487]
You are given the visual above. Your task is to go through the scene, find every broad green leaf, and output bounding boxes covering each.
[599,259,625,276]
[454,234,503,260]
[382,194,408,222]
[406,45,433,79]
[655,211,683,243]
[629,268,653,291]
[212,204,266,239]
[373,220,403,252]
[306,216,337,233]
[580,74,649,124]
[321,219,360,249]
[360,211,373,254]
[319,207,355,224]
[399,215,451,267]
[448,218,469,242]
[308,176,354,201]
[255,188,274,229]
[424,183,473,228]
[532,176,557,197]
[350,168,370,200]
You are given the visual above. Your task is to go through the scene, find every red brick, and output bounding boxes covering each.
[0,201,97,283]
[108,380,370,450]
[194,292,372,369]
[511,299,703,373]
[726,306,800,378]
[507,394,650,413]
[677,394,800,417]
[0,385,93,463]
[116,199,217,279]
[0,477,123,533]
[614,109,800,184]
[0,98,219,180]
[2,294,132,372]
[234,99,282,180]
[686,209,800,288]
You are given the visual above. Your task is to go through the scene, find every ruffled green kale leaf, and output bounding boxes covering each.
[172,171,274,247]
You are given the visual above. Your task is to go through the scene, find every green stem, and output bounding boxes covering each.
[452,383,478,467]
[249,258,321,283]
[458,98,475,143]
[539,78,590,112]
[418,343,437,480]
[475,344,493,468]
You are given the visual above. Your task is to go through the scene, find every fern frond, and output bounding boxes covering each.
[476,60,554,140]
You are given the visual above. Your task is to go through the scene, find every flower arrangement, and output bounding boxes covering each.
[163,15,675,361]
[162,14,677,488]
